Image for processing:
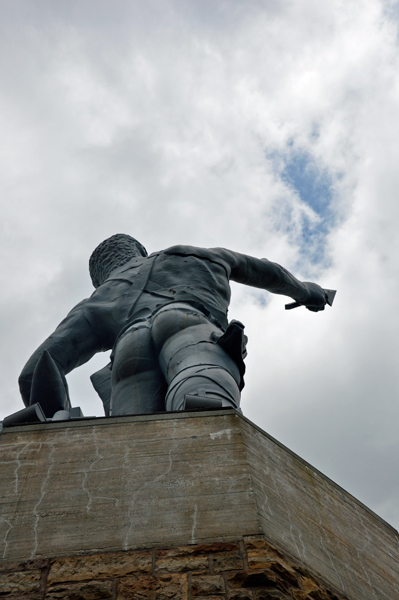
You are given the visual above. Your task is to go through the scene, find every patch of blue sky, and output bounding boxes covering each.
[282,152,333,219]
[270,148,337,268]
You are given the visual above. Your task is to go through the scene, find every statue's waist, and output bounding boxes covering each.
[127,289,228,330]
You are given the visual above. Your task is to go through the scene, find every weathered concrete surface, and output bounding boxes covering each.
[0,411,260,560]
[0,410,398,600]
[239,417,399,600]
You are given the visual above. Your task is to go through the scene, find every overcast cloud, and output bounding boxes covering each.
[1,0,399,530]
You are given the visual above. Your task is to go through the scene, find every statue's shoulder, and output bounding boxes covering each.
[163,244,200,256]
[163,245,221,260]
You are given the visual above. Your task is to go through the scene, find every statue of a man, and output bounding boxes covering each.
[19,234,328,417]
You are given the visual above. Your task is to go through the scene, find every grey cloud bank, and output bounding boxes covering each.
[1,0,399,530]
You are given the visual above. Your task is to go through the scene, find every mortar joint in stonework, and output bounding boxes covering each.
[296,570,303,590]
[238,538,249,570]
[187,570,192,600]
[112,578,118,600]
[208,554,215,575]
[40,560,50,599]
[221,571,230,599]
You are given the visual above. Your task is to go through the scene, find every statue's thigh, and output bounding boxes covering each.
[112,323,157,384]
[111,323,166,416]
[159,328,241,411]
[111,371,166,415]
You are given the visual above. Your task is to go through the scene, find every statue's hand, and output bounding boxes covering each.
[302,282,327,312]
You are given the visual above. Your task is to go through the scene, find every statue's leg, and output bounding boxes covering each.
[110,321,166,415]
[151,304,241,412]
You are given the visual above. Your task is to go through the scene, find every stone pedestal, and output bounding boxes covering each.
[0,409,398,599]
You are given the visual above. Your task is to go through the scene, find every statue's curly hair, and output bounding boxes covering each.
[89,234,148,288]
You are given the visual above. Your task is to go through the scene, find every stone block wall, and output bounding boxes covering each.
[0,536,346,600]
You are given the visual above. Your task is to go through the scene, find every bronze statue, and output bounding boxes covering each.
[18,234,332,418]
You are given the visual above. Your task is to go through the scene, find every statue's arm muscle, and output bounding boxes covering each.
[211,248,321,305]
[18,299,105,407]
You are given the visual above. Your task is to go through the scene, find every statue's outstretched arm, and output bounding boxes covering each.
[18,299,104,408]
[214,248,327,311]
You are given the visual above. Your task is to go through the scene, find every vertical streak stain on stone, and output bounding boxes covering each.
[191,505,198,545]
[1,518,12,560]
[79,426,120,516]
[123,419,178,551]
[316,517,345,593]
[0,440,43,560]
[30,437,57,559]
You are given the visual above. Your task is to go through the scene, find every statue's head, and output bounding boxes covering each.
[89,233,148,288]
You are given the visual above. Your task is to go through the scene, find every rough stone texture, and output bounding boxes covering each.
[0,539,359,600]
[45,580,114,599]
[156,554,208,574]
[0,410,398,600]
[48,550,152,583]
[0,568,42,595]
[117,573,188,600]
[48,551,152,583]
[212,550,243,573]
[227,592,254,600]
[191,574,225,596]
[155,542,242,575]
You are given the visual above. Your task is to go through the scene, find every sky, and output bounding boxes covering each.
[1,0,399,531]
